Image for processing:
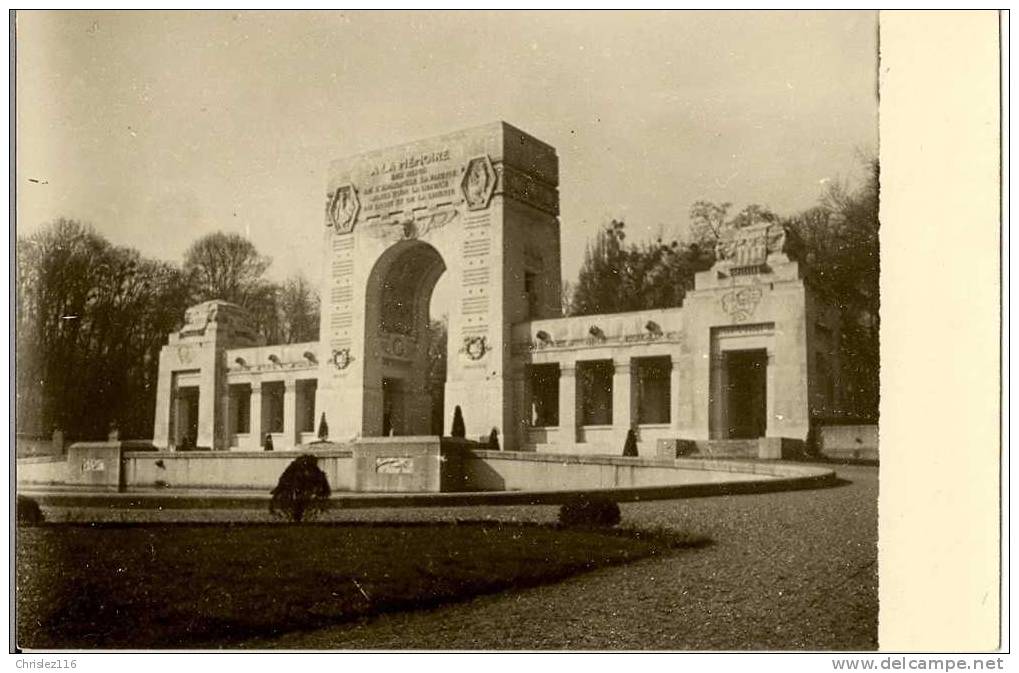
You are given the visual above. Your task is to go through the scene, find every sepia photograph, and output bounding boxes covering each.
[9,9,1002,656]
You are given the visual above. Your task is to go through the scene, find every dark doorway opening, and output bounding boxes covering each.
[366,240,447,437]
[173,386,200,448]
[725,349,767,439]
[382,378,405,437]
[262,382,285,435]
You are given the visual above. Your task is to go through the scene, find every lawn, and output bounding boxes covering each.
[16,521,701,649]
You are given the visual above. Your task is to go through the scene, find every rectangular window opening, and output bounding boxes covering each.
[528,363,560,427]
[635,356,672,425]
[578,360,613,426]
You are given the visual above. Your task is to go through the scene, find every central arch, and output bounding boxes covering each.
[362,240,446,437]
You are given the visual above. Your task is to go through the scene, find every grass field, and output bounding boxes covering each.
[16,521,704,649]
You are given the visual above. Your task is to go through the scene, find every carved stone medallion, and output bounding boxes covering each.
[326,184,360,233]
[461,156,496,211]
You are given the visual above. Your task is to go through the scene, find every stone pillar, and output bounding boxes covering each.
[197,374,218,450]
[612,360,635,443]
[765,349,777,438]
[511,365,528,451]
[670,356,682,430]
[220,391,233,450]
[171,392,183,449]
[51,429,65,454]
[558,362,578,445]
[249,384,263,451]
[709,354,729,440]
[283,380,298,449]
[152,355,173,450]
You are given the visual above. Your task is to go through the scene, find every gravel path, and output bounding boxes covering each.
[36,464,877,650]
[248,464,878,650]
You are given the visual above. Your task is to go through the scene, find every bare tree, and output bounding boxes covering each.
[183,232,272,307]
[276,275,320,343]
[16,219,189,439]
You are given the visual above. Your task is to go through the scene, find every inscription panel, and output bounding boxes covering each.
[375,456,414,474]
[327,148,472,232]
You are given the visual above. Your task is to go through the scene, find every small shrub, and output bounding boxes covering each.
[16,495,44,526]
[317,413,329,441]
[451,405,466,439]
[622,428,639,457]
[270,455,332,522]
[558,495,621,528]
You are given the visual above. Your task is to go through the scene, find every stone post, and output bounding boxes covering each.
[612,360,635,446]
[670,355,682,430]
[171,392,184,450]
[765,349,777,438]
[558,362,578,444]
[283,380,298,449]
[709,353,729,440]
[511,365,528,450]
[249,384,262,451]
[221,391,233,450]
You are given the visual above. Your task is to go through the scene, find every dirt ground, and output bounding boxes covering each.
[242,463,878,650]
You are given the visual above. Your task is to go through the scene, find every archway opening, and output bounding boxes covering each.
[364,241,447,437]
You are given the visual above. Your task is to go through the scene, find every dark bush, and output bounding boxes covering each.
[270,455,332,522]
[622,428,639,457]
[451,405,466,439]
[317,413,329,441]
[17,495,44,526]
[558,495,621,528]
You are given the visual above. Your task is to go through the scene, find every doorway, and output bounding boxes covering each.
[173,386,200,448]
[382,378,405,436]
[725,349,767,439]
[364,240,446,437]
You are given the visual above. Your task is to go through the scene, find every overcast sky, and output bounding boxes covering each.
[16,10,878,291]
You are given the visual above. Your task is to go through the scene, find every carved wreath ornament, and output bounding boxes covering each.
[720,287,764,323]
[330,348,353,370]
[462,335,488,361]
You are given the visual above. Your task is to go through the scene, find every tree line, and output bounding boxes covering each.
[569,161,879,419]
[16,222,319,440]
[17,163,877,441]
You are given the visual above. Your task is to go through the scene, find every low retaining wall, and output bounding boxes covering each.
[15,432,65,458]
[818,425,878,462]
[460,451,767,491]
[124,446,356,491]
[20,456,837,510]
[17,439,837,505]
[16,455,69,485]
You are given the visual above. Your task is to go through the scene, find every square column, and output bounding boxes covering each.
[511,365,528,450]
[283,380,298,449]
[612,360,636,442]
[171,392,185,448]
[765,349,778,438]
[670,356,682,430]
[709,353,729,439]
[249,385,263,450]
[557,363,579,444]
[220,392,233,450]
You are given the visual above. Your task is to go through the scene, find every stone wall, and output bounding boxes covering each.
[818,424,879,461]
[460,451,774,491]
[123,448,356,491]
